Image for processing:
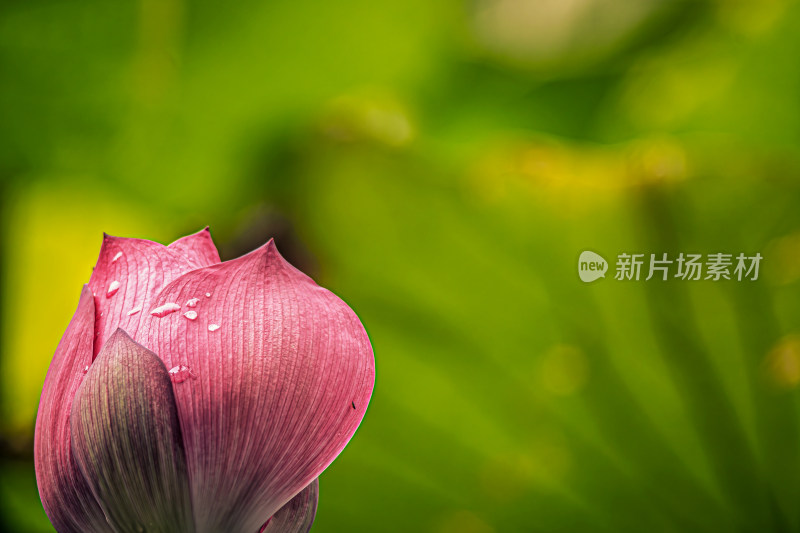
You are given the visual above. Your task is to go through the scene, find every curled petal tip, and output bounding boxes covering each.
[80,283,92,299]
[108,327,132,343]
[168,227,222,267]
[251,238,288,267]
[263,239,290,263]
[101,232,126,242]
[260,239,308,278]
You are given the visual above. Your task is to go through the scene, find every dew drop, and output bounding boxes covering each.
[208,324,220,332]
[186,298,200,308]
[150,303,181,317]
[184,310,198,320]
[111,251,123,263]
[168,365,197,383]
[127,306,142,316]
[205,292,211,298]
[82,365,89,374]
[106,280,120,298]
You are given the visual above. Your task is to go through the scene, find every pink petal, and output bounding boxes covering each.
[137,240,375,532]
[88,233,218,358]
[34,286,108,532]
[70,329,195,532]
[168,227,222,269]
[260,478,319,533]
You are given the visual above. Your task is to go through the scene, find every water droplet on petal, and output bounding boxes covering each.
[111,251,123,263]
[205,292,211,298]
[150,303,181,317]
[168,365,197,383]
[127,306,142,316]
[106,281,120,298]
[208,324,220,332]
[82,365,89,374]
[184,310,198,320]
[186,298,199,308]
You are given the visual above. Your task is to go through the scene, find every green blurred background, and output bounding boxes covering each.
[3,0,800,531]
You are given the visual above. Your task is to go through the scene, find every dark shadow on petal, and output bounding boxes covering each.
[260,478,319,533]
[70,329,195,533]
